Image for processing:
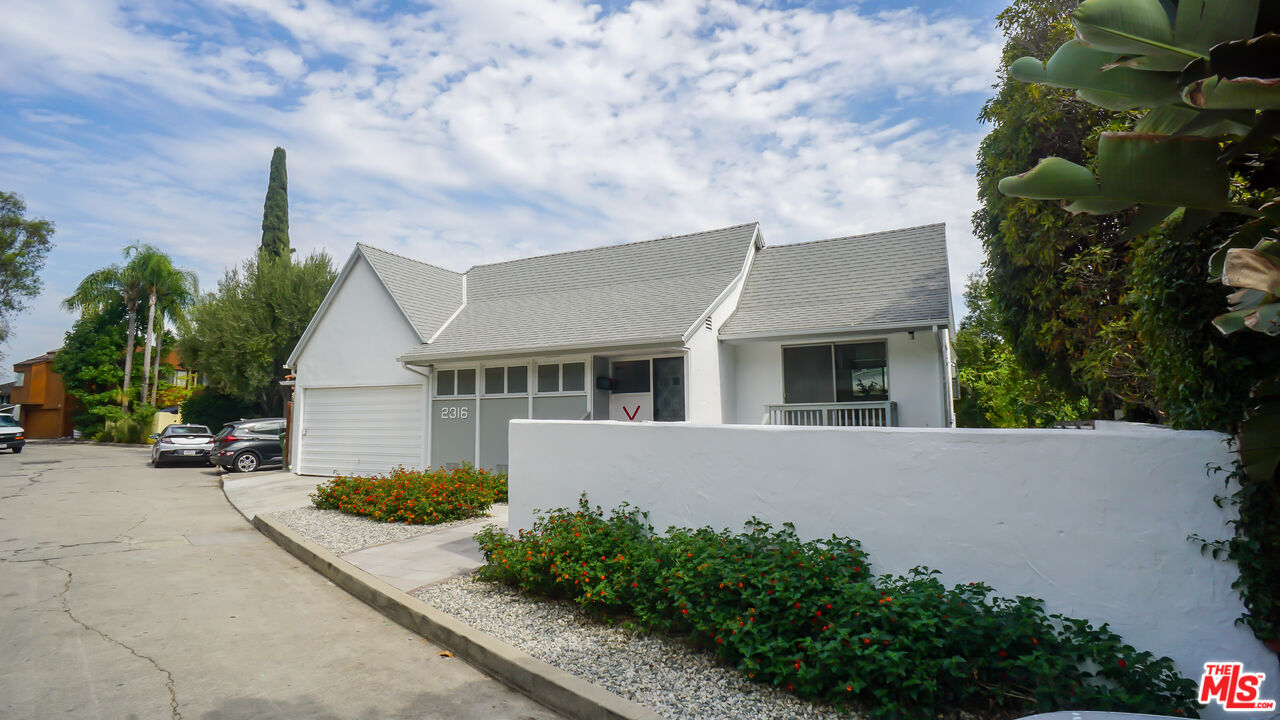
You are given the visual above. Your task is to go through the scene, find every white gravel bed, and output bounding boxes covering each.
[270,505,501,555]
[414,576,864,720]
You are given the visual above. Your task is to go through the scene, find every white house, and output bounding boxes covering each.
[286,222,955,476]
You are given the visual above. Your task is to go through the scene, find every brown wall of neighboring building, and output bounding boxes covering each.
[12,354,77,438]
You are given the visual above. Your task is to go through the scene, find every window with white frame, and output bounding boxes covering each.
[14,371,24,387]
[534,362,586,394]
[436,368,477,396]
[782,342,887,403]
[484,365,529,395]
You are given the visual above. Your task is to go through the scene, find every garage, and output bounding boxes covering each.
[299,385,424,476]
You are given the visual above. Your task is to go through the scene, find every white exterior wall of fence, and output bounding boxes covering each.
[509,420,1276,719]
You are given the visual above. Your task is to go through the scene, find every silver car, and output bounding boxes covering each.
[150,424,215,467]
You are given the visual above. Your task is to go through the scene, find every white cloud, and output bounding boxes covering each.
[0,0,1002,369]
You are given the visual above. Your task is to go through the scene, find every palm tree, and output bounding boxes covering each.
[125,245,197,407]
[63,243,198,412]
[146,267,198,405]
[62,257,144,411]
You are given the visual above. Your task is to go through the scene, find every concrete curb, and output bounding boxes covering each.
[252,513,664,720]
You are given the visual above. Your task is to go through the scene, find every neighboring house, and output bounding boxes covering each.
[11,352,78,438]
[159,349,202,391]
[287,222,954,476]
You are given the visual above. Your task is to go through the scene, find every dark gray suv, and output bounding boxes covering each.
[212,418,285,473]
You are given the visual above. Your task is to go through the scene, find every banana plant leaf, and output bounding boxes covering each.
[1223,247,1280,294]
[1134,105,1255,137]
[1210,206,1280,278]
[1072,0,1206,59]
[1010,40,1184,109]
[1174,0,1261,56]
[1209,33,1280,80]
[1184,75,1280,109]
[1239,372,1280,483]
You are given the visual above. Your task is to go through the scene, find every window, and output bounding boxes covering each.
[782,342,888,404]
[612,360,650,394]
[508,365,528,394]
[484,366,530,395]
[436,368,476,396]
[14,372,23,388]
[537,364,559,393]
[534,362,587,394]
[562,362,585,392]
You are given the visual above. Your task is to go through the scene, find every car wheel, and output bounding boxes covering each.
[233,451,260,473]
[12,447,21,454]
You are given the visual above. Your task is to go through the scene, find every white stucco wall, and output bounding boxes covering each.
[293,256,425,388]
[686,271,750,424]
[727,331,948,427]
[509,420,1276,719]
[886,330,946,428]
[291,255,428,470]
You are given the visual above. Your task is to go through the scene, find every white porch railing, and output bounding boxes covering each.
[765,401,897,427]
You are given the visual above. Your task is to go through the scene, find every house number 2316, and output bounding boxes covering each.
[440,406,469,420]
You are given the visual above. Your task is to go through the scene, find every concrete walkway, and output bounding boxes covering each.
[221,469,502,591]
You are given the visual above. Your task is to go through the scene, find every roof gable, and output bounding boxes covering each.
[720,223,951,339]
[400,223,759,362]
[357,244,465,340]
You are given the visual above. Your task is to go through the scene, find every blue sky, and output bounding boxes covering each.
[1,0,1008,378]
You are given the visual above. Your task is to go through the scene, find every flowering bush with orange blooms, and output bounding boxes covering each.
[475,496,1197,720]
[312,464,507,524]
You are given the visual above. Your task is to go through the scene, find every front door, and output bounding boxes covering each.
[608,357,684,422]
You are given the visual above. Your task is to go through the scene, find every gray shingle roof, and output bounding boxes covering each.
[719,223,951,338]
[397,223,758,361]
[357,244,464,341]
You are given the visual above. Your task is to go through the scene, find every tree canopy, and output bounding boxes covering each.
[0,191,55,357]
[179,251,335,416]
[260,147,290,258]
[51,304,137,435]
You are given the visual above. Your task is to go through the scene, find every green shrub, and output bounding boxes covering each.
[180,389,256,430]
[475,498,1198,720]
[98,415,145,444]
[312,464,507,524]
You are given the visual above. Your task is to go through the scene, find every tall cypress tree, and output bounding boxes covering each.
[259,147,290,258]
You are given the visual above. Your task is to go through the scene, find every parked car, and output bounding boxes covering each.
[0,415,25,453]
[150,424,215,466]
[212,418,285,473]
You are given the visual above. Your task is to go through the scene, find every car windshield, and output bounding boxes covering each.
[167,426,211,436]
[0,416,17,427]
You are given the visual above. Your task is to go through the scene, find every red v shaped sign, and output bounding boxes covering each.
[623,406,640,420]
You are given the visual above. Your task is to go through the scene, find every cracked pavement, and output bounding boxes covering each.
[0,442,560,720]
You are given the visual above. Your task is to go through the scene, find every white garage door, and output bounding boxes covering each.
[300,385,424,476]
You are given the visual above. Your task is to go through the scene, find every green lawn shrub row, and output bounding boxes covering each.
[312,465,507,524]
[474,497,1198,720]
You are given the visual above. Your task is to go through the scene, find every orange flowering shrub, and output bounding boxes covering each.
[475,496,1197,719]
[311,464,507,524]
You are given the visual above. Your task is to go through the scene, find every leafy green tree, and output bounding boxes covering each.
[955,274,1093,427]
[994,0,1280,642]
[179,251,335,415]
[973,0,1154,419]
[179,389,256,430]
[260,147,290,258]
[0,191,55,357]
[51,304,139,435]
[63,250,145,411]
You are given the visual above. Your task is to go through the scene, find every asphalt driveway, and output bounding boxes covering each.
[0,441,560,720]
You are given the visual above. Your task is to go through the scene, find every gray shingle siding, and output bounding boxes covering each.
[398,224,758,361]
[719,223,951,338]
[357,244,464,341]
